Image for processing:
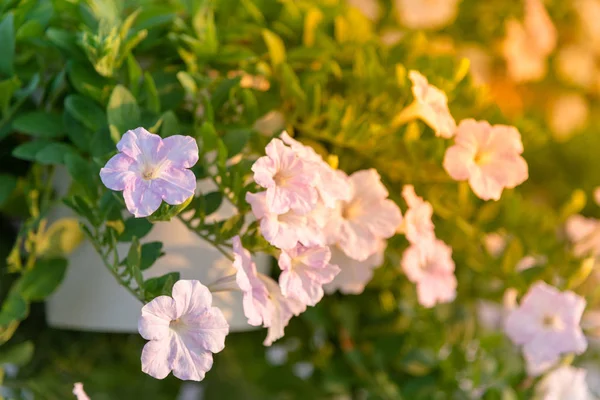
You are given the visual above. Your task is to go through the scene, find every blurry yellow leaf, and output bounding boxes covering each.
[303,8,323,47]
[559,189,587,221]
[262,29,286,68]
[567,257,595,290]
[37,218,84,258]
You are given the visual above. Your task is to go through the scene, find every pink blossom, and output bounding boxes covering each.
[278,245,340,306]
[395,71,456,138]
[335,169,402,261]
[138,280,229,381]
[280,132,352,207]
[536,366,591,400]
[401,185,435,244]
[231,236,274,326]
[324,243,385,295]
[99,127,198,218]
[443,119,529,201]
[524,0,557,57]
[401,239,457,308]
[261,276,306,346]
[251,138,318,214]
[504,281,587,376]
[73,383,90,400]
[395,0,459,30]
[484,232,507,258]
[565,215,600,257]
[594,187,600,206]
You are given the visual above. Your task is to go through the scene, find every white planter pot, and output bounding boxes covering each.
[46,176,270,333]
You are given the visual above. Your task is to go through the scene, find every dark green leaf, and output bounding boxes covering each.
[199,122,218,153]
[119,218,153,242]
[0,292,28,326]
[12,140,52,161]
[219,214,244,240]
[0,76,19,114]
[64,154,97,200]
[0,341,34,366]
[0,13,15,77]
[17,258,68,301]
[34,143,77,165]
[159,111,179,137]
[140,242,164,271]
[143,72,160,113]
[144,272,179,300]
[0,173,17,207]
[204,191,223,216]
[127,237,144,287]
[222,129,250,157]
[12,112,64,138]
[107,85,141,140]
[211,77,240,111]
[64,94,106,132]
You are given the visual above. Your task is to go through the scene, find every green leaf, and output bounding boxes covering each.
[502,239,524,275]
[119,218,153,242]
[12,140,52,161]
[63,109,93,152]
[144,272,179,300]
[127,54,143,96]
[143,72,160,114]
[0,292,28,326]
[34,143,77,165]
[0,13,15,77]
[64,154,97,200]
[176,71,197,96]
[204,191,223,216]
[222,129,250,157]
[64,94,107,132]
[219,214,244,240]
[12,112,64,138]
[63,196,98,226]
[199,122,218,153]
[159,111,179,137]
[127,237,144,287]
[66,62,106,101]
[0,173,17,207]
[140,242,164,271]
[0,76,19,115]
[211,77,240,112]
[107,85,141,140]
[262,29,286,68]
[0,341,34,366]
[17,258,68,301]
[16,20,43,41]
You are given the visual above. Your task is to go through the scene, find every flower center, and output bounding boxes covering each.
[273,172,289,186]
[473,151,492,166]
[541,314,563,330]
[141,165,159,180]
[342,201,361,220]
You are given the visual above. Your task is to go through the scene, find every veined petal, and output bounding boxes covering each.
[123,177,163,217]
[179,306,229,353]
[138,295,177,341]
[141,334,175,380]
[161,135,199,168]
[154,167,197,205]
[118,127,162,163]
[171,280,213,318]
[170,334,213,382]
[99,153,138,191]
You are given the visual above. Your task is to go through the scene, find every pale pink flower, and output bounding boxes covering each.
[395,71,456,138]
[280,132,352,208]
[348,0,381,21]
[246,192,322,249]
[232,236,274,326]
[524,0,557,56]
[502,20,548,83]
[324,243,385,295]
[443,119,529,201]
[73,383,90,400]
[565,215,600,257]
[278,245,340,306]
[401,239,457,308]
[483,232,507,258]
[100,127,199,218]
[401,185,435,244]
[335,169,402,261]
[261,276,306,346]
[515,255,547,272]
[504,281,587,376]
[394,0,459,30]
[251,138,318,214]
[138,280,229,381]
[548,93,589,141]
[536,365,591,400]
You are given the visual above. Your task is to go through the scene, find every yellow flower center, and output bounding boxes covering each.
[473,151,492,166]
[542,314,563,330]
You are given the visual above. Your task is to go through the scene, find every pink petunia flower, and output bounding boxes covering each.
[100,127,199,218]
[138,280,229,381]
[394,71,456,138]
[246,191,324,249]
[400,185,435,244]
[278,245,341,306]
[535,366,591,400]
[565,215,600,257]
[443,119,529,201]
[324,243,386,295]
[335,169,402,261]
[73,383,90,400]
[524,0,557,57]
[394,0,459,30]
[261,276,306,346]
[504,281,588,376]
[232,236,274,326]
[280,132,352,208]
[401,239,457,308]
[251,138,318,215]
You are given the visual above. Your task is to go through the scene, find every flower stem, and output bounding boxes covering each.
[176,215,234,261]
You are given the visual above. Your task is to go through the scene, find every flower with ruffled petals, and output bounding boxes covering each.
[334,169,402,261]
[536,365,591,400]
[401,185,435,244]
[443,119,528,201]
[100,127,198,218]
[280,132,352,208]
[138,280,229,381]
[401,239,457,308]
[232,236,274,326]
[504,281,587,376]
[394,0,459,30]
[324,243,385,295]
[73,383,90,400]
[261,276,306,346]
[394,71,456,138]
[524,0,557,56]
[278,245,340,306]
[251,138,318,215]
[565,215,600,257]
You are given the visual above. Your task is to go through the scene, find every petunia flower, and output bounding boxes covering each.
[232,236,274,326]
[251,138,318,215]
[73,383,90,400]
[280,132,352,208]
[504,281,588,376]
[394,0,459,30]
[483,232,507,258]
[138,280,229,381]
[401,239,457,308]
[261,276,306,346]
[535,365,591,400]
[565,215,600,257]
[400,185,435,244]
[548,94,590,141]
[278,245,341,306]
[393,71,456,138]
[443,119,528,201]
[324,243,385,295]
[334,169,402,261]
[348,0,381,21]
[100,127,199,218]
[524,0,557,57]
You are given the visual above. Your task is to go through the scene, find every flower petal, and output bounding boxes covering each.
[123,177,163,217]
[138,295,177,341]
[443,145,476,181]
[154,167,197,205]
[117,127,162,162]
[141,335,175,380]
[99,153,138,191]
[179,306,229,353]
[161,135,199,169]
[170,334,213,381]
[171,280,213,318]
